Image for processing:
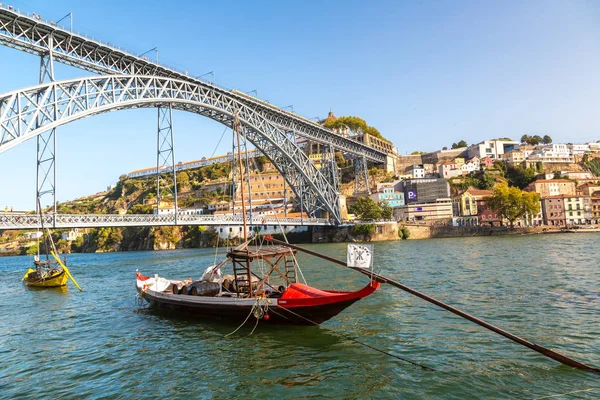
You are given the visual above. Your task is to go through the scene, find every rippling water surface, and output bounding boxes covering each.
[1,234,599,399]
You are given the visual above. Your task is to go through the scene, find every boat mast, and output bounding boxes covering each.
[233,109,248,243]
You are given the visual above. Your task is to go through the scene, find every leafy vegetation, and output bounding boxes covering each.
[323,116,390,143]
[450,171,497,191]
[505,166,538,189]
[521,134,551,145]
[451,140,467,149]
[583,155,600,177]
[349,197,392,220]
[334,152,346,169]
[398,226,410,240]
[352,223,375,239]
[487,184,540,227]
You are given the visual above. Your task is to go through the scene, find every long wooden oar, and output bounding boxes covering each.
[266,238,600,374]
[50,250,83,292]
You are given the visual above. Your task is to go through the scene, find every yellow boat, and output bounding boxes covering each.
[23,260,68,288]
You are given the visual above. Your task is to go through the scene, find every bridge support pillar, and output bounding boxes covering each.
[36,36,57,224]
[353,155,371,195]
[156,105,177,223]
[321,144,341,217]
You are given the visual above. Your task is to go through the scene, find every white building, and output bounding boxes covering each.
[463,157,480,173]
[406,164,425,179]
[528,144,573,163]
[467,140,520,160]
[588,142,600,153]
[155,207,207,215]
[569,143,590,156]
[215,224,308,239]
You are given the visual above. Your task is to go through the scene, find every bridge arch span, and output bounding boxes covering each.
[0,75,340,221]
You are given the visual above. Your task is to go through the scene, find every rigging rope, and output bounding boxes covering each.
[247,154,307,285]
[224,297,269,338]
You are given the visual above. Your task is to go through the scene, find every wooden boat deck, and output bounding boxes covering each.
[227,245,296,261]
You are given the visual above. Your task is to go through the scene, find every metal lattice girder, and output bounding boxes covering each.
[0,75,342,222]
[320,144,340,195]
[156,105,177,217]
[0,212,332,230]
[36,38,57,215]
[354,156,371,195]
[0,8,386,163]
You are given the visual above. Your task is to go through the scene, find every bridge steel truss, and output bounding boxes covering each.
[0,213,332,230]
[0,8,386,163]
[0,75,344,221]
[0,7,388,224]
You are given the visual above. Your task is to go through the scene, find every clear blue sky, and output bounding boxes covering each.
[1,0,599,210]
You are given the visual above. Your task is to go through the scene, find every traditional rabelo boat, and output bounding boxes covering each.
[136,109,379,324]
[22,204,82,291]
[136,240,379,325]
[23,255,68,288]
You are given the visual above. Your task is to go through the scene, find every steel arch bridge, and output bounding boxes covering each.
[0,6,388,225]
[0,74,345,220]
[0,7,385,162]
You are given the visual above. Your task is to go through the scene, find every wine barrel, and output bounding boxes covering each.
[189,281,220,297]
[170,283,179,294]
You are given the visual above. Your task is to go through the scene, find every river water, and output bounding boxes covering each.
[1,234,598,399]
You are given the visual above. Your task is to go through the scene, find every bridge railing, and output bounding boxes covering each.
[0,212,332,229]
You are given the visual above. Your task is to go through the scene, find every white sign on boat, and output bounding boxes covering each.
[347,244,373,269]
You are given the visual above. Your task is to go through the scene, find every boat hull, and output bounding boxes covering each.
[137,278,379,325]
[23,268,68,288]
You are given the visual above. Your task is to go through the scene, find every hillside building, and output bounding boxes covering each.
[467,139,519,160]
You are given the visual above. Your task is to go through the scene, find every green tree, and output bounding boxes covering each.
[349,197,383,220]
[334,152,346,169]
[324,116,389,142]
[521,134,530,144]
[531,135,543,145]
[480,172,496,190]
[487,184,540,227]
[542,135,552,144]
[398,226,410,240]
[26,243,39,255]
[452,140,467,149]
[536,161,543,172]
[176,171,190,191]
[129,204,153,214]
[71,235,85,252]
[411,151,426,155]
[505,166,537,189]
[96,228,123,251]
[379,201,393,219]
[352,223,375,239]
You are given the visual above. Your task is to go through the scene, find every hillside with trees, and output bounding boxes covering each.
[323,116,391,143]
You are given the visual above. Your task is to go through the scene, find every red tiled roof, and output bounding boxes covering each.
[465,188,493,197]
[534,179,573,183]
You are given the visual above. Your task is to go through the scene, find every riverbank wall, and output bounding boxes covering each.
[311,223,562,243]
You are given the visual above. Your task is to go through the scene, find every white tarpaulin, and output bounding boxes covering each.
[347,244,373,269]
